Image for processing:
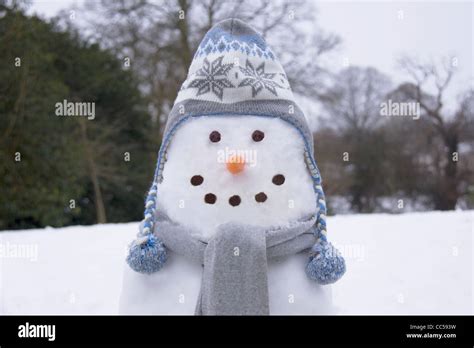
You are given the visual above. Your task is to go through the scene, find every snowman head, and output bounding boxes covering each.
[142,18,326,242]
[157,115,317,240]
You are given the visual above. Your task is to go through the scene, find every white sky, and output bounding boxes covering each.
[317,1,472,107]
[29,0,473,110]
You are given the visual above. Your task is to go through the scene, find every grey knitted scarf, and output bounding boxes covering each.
[150,210,317,315]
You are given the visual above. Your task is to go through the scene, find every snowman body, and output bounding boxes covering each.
[119,116,335,314]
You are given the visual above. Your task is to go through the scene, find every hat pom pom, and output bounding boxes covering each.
[306,240,346,285]
[126,234,167,274]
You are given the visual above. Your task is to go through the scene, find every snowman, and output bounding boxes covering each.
[120,19,345,315]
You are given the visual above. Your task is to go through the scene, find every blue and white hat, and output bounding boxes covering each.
[126,18,345,285]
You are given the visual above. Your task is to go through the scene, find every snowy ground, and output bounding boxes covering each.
[0,211,472,315]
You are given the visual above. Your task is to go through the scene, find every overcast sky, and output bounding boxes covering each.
[317,1,472,103]
[29,0,472,110]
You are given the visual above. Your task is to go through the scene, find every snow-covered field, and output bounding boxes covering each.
[0,211,472,315]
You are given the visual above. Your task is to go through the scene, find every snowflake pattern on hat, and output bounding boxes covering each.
[186,56,287,99]
[238,59,283,97]
[187,56,234,100]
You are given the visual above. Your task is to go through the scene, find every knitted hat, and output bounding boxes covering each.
[127,18,345,285]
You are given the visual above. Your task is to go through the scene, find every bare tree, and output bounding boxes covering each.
[71,0,339,136]
[75,108,138,224]
[319,67,393,212]
[321,66,392,132]
[79,118,107,223]
[395,56,473,210]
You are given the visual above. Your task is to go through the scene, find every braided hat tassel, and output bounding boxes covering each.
[304,152,346,285]
[126,182,168,274]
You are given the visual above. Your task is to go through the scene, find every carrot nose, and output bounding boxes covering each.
[226,155,246,174]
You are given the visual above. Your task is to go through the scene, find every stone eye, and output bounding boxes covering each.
[229,195,241,207]
[252,130,265,142]
[272,174,285,186]
[209,131,221,143]
[190,175,203,186]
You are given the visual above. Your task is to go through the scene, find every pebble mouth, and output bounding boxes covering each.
[195,173,283,206]
[228,195,241,207]
[204,193,217,204]
[190,175,204,186]
[255,192,267,203]
[272,174,285,185]
[204,193,270,206]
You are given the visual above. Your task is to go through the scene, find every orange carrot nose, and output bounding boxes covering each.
[226,155,246,174]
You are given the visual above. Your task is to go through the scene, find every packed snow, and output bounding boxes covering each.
[0,211,472,314]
